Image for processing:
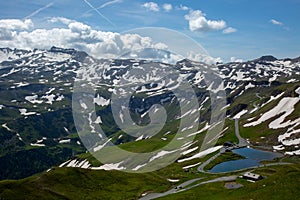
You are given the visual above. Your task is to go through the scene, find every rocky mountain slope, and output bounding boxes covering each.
[0,47,299,180]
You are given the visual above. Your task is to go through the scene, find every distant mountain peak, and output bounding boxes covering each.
[50,46,77,54]
[256,55,278,62]
[49,46,88,61]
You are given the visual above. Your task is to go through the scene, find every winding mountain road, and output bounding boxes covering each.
[235,119,250,147]
[139,176,237,200]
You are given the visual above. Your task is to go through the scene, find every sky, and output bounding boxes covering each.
[0,0,300,62]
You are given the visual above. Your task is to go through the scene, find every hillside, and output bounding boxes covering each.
[0,47,299,199]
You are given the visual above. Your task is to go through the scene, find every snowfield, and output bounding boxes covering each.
[243,92,300,153]
[285,149,300,156]
[244,97,300,129]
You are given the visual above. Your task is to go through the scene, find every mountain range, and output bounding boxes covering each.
[0,47,299,199]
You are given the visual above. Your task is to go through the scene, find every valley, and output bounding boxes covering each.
[0,47,299,199]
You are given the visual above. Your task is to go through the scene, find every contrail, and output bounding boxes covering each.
[24,2,54,19]
[82,0,116,27]
[83,0,123,16]
[99,0,123,9]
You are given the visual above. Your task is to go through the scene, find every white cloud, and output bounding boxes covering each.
[48,17,73,25]
[0,18,220,64]
[185,10,227,32]
[230,57,243,63]
[223,27,237,34]
[142,2,159,12]
[187,51,223,65]
[270,19,283,26]
[178,4,190,11]
[0,19,33,40]
[0,18,168,60]
[163,3,172,12]
[68,21,91,33]
[0,19,33,30]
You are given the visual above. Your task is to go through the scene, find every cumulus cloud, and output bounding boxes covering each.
[187,51,223,65]
[0,17,220,64]
[230,57,243,63]
[0,18,168,59]
[68,21,91,33]
[142,2,159,12]
[48,17,73,25]
[163,3,172,12]
[0,19,33,40]
[270,19,283,26]
[0,19,33,30]
[223,27,237,34]
[185,10,227,32]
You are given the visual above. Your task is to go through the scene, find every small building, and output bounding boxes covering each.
[242,172,263,182]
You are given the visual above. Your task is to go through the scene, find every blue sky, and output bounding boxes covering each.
[0,0,300,62]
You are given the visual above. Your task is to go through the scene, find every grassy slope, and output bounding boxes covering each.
[227,83,300,146]
[158,165,300,200]
[0,167,171,200]
[0,83,299,199]
[0,164,299,200]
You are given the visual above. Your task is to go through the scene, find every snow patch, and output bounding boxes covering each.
[233,110,248,119]
[2,123,13,132]
[19,108,36,116]
[167,179,180,183]
[59,139,71,144]
[93,138,112,152]
[273,145,285,151]
[91,161,125,171]
[30,143,45,147]
[245,83,255,90]
[149,150,178,162]
[1,68,21,77]
[177,146,223,163]
[182,162,201,169]
[132,163,147,171]
[95,116,102,124]
[260,92,285,108]
[25,95,43,104]
[187,123,210,137]
[296,87,300,95]
[285,149,300,156]
[244,97,300,129]
[287,79,298,83]
[94,94,110,106]
[182,147,199,155]
[14,82,29,88]
[42,94,56,104]
[135,135,144,141]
